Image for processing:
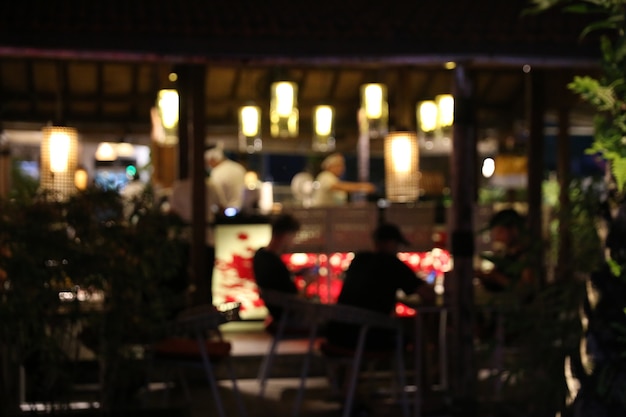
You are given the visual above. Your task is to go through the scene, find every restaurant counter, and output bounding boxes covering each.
[211,203,452,320]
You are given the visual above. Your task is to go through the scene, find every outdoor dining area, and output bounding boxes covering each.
[0,193,456,416]
[3,1,626,416]
[0,189,566,417]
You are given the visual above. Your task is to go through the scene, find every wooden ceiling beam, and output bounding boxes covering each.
[326,68,340,102]
[24,60,37,117]
[96,62,104,121]
[56,61,69,124]
[129,63,140,125]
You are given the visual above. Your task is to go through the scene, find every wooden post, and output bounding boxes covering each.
[0,146,10,198]
[448,63,477,408]
[556,105,571,283]
[178,64,209,305]
[527,70,545,286]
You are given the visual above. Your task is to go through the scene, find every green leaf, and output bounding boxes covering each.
[608,257,622,276]
[611,157,626,191]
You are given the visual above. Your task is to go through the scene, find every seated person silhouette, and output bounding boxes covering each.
[253,213,314,335]
[325,223,436,351]
[475,208,537,303]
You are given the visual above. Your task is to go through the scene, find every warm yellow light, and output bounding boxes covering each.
[360,83,388,138]
[312,105,335,152]
[49,131,71,173]
[363,84,383,119]
[270,81,298,138]
[314,105,333,136]
[74,168,88,190]
[244,171,259,189]
[116,142,135,158]
[417,101,438,133]
[274,82,295,117]
[240,106,260,137]
[95,142,117,161]
[40,126,79,200]
[436,94,454,128]
[391,135,413,173]
[158,89,179,129]
[384,131,419,202]
[239,105,262,153]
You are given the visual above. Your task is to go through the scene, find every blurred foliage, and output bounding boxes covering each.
[527,1,626,415]
[0,185,188,412]
[8,159,39,202]
[529,0,626,193]
[547,177,607,275]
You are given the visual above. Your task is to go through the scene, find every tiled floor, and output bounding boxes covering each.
[153,374,439,417]
[150,320,453,417]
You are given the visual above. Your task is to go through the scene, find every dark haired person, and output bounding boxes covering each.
[474,208,540,346]
[326,223,436,351]
[323,223,436,416]
[475,208,537,301]
[253,213,313,331]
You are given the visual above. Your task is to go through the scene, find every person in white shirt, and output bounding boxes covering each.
[311,152,375,207]
[204,145,246,213]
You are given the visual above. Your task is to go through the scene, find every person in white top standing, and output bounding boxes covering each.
[204,145,246,214]
[311,152,375,207]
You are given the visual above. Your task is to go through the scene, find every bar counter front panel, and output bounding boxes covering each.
[212,205,452,320]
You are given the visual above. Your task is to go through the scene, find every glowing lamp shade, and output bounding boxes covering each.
[417,100,438,134]
[158,89,179,129]
[240,106,260,137]
[151,89,179,146]
[363,84,383,119]
[436,94,454,128]
[74,167,89,190]
[360,83,388,138]
[40,126,79,200]
[312,105,335,152]
[49,132,71,173]
[384,131,419,202]
[274,83,294,116]
[239,105,262,153]
[270,81,298,138]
